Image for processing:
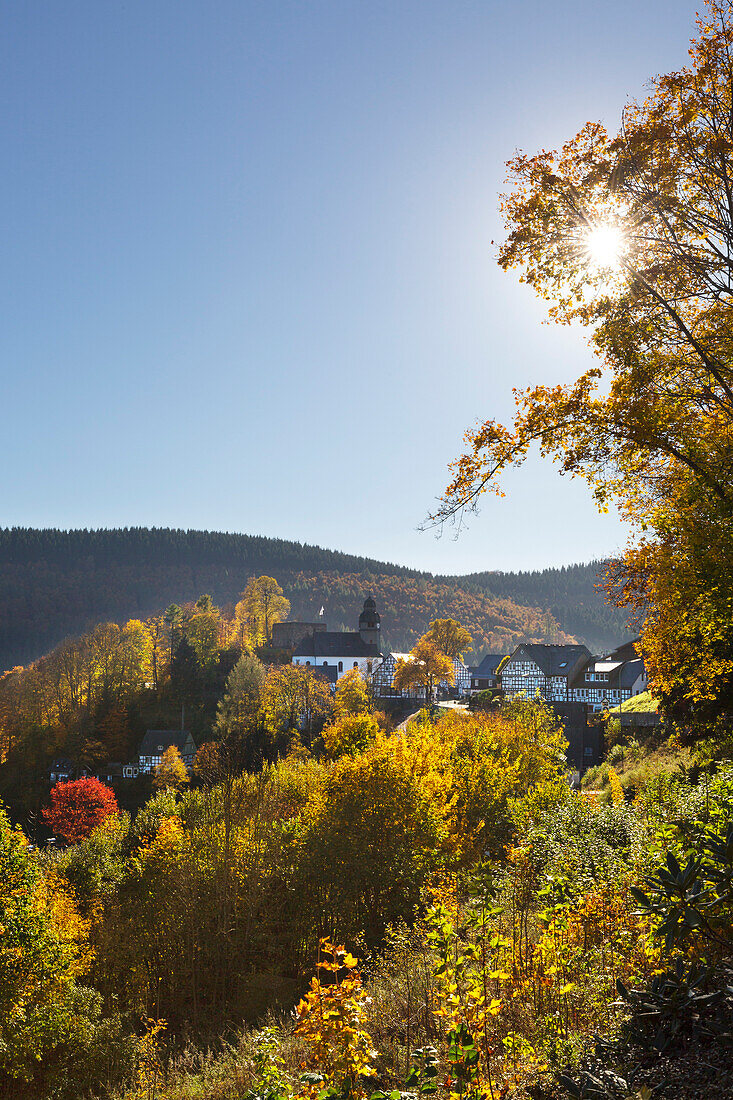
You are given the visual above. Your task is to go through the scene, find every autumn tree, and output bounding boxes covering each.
[334,667,371,718]
[298,747,441,944]
[42,777,119,843]
[263,664,334,749]
[191,740,224,787]
[393,636,454,706]
[431,1,733,726]
[425,617,472,660]
[210,653,268,772]
[146,613,168,690]
[235,576,290,649]
[215,653,266,738]
[0,806,98,1091]
[322,713,380,759]
[379,699,568,862]
[153,745,190,790]
[185,595,221,670]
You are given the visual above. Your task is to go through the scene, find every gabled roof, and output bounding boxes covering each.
[604,639,640,662]
[508,643,592,677]
[293,631,381,658]
[309,664,339,685]
[473,654,505,677]
[139,730,196,756]
[618,658,645,688]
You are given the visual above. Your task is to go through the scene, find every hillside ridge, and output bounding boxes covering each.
[0,527,632,666]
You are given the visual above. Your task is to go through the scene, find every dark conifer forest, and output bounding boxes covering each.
[0,527,632,668]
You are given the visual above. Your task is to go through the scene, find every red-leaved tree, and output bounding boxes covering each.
[42,777,119,843]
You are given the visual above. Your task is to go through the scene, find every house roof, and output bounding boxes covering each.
[309,664,339,685]
[139,730,196,756]
[473,654,505,677]
[509,643,592,677]
[293,631,381,658]
[604,639,640,662]
[618,658,645,688]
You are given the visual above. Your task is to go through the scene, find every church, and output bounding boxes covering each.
[290,597,383,682]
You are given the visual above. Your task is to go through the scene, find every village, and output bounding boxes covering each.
[5,1,733,1093]
[46,595,652,791]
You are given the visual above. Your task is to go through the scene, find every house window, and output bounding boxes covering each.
[338,661,343,672]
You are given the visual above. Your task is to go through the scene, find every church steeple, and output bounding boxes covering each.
[358,595,380,649]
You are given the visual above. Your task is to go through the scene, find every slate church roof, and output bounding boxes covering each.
[293,631,381,659]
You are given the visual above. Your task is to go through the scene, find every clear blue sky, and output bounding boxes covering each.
[0,0,696,573]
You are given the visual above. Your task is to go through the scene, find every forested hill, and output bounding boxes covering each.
[445,562,634,654]
[0,528,630,668]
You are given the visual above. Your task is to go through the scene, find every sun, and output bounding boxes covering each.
[585,223,625,271]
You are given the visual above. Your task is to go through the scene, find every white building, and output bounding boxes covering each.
[137,730,197,774]
[292,597,382,682]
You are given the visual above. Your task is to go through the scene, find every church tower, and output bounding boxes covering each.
[358,596,380,649]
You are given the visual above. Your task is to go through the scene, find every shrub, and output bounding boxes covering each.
[468,689,496,712]
[0,806,99,1093]
[298,746,443,944]
[295,941,377,1091]
[322,713,380,759]
[383,699,569,860]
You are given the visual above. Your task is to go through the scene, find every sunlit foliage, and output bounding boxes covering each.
[431,0,733,728]
[43,777,119,844]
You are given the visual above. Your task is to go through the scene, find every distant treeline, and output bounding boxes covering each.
[446,561,635,654]
[284,571,574,657]
[0,528,631,668]
[0,528,420,667]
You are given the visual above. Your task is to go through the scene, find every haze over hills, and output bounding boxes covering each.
[0,528,634,668]
[447,563,635,657]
